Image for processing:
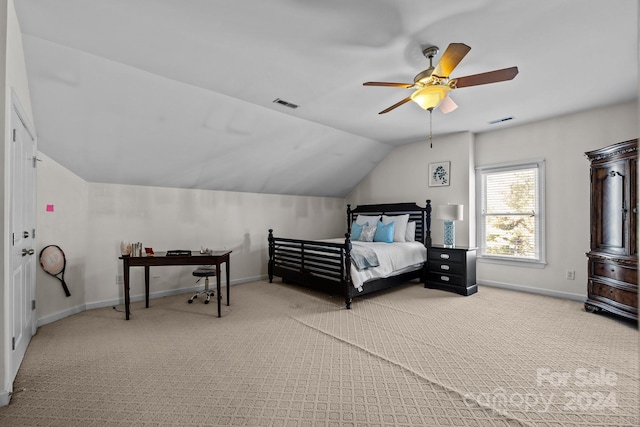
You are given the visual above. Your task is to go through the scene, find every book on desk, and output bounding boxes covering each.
[166,250,192,256]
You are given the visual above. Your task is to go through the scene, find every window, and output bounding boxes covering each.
[476,159,545,265]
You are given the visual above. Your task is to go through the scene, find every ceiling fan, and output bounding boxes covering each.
[363,43,518,115]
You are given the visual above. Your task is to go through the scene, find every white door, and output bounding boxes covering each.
[9,96,37,380]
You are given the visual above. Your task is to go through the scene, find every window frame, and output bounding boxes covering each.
[475,158,546,267]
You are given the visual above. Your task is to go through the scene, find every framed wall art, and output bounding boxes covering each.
[429,161,450,187]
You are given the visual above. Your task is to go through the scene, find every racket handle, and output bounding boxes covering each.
[61,280,71,297]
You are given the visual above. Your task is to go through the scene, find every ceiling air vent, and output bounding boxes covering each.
[488,116,514,125]
[273,98,299,109]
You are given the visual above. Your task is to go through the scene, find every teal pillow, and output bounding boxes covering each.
[373,220,395,243]
[351,221,367,240]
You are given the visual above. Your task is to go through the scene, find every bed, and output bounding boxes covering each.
[268,201,432,308]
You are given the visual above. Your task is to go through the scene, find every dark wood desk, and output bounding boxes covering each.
[120,250,231,320]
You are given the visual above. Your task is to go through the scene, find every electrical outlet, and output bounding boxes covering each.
[565,270,575,280]
[116,275,123,284]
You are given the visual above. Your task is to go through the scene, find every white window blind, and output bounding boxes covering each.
[476,160,545,264]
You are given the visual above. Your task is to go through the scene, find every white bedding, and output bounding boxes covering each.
[322,239,427,291]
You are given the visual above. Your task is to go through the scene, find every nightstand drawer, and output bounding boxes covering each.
[426,271,464,286]
[428,260,464,276]
[428,248,464,263]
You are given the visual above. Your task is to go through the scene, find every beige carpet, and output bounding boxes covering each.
[0,280,637,426]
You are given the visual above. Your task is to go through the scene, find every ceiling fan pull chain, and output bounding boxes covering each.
[429,109,433,148]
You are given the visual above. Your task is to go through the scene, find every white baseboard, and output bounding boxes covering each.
[0,390,9,407]
[37,275,268,327]
[37,304,87,327]
[479,279,585,302]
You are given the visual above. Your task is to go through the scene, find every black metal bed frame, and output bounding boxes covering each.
[268,200,432,308]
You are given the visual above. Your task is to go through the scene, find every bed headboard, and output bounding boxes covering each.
[346,200,432,247]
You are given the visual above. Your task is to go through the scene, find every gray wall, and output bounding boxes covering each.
[348,100,638,300]
[35,101,637,328]
[36,153,346,324]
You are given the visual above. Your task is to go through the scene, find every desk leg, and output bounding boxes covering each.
[216,266,222,318]
[226,259,230,306]
[144,266,150,308]
[124,265,130,320]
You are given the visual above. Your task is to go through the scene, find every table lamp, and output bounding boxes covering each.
[436,204,463,247]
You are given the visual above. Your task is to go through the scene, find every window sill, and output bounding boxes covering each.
[477,256,547,269]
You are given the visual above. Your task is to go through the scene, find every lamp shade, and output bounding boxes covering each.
[410,85,450,110]
[435,204,463,221]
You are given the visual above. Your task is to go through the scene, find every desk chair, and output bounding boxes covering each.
[188,267,217,304]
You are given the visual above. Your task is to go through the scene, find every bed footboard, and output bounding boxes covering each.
[268,230,353,306]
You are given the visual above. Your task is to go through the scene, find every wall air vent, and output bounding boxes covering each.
[273,98,299,109]
[488,116,514,125]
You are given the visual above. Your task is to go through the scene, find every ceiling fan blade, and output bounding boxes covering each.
[378,96,412,114]
[433,43,471,77]
[364,81,413,88]
[438,96,458,114]
[453,66,519,88]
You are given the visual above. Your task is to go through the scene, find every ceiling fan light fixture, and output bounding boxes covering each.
[410,85,450,110]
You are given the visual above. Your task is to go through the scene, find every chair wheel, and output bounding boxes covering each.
[188,299,193,304]
[204,300,209,304]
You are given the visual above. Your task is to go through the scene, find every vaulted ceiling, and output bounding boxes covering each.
[15,0,638,197]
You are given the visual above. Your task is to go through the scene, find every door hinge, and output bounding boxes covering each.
[33,228,36,239]
[12,337,15,351]
[12,128,16,142]
[12,232,15,246]
[32,300,36,310]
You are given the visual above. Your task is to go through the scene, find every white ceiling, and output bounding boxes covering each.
[15,0,638,197]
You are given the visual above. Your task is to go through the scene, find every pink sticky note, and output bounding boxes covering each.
[46,204,54,212]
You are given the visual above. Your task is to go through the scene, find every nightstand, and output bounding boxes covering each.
[425,245,477,296]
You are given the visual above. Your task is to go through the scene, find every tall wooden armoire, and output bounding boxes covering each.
[585,139,637,321]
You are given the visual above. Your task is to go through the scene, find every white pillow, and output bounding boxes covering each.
[382,214,410,242]
[405,221,416,242]
[356,214,380,227]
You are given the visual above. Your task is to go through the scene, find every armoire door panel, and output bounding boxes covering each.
[591,160,627,255]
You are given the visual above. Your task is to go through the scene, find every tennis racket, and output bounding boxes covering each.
[39,245,71,297]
